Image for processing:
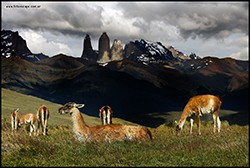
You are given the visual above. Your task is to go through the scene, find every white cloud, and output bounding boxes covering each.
[228,47,248,61]
[100,5,141,40]
[231,35,248,47]
[147,21,181,43]
[19,29,73,56]
[223,33,249,60]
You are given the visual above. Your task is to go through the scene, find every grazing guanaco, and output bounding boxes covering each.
[175,94,222,136]
[10,108,37,136]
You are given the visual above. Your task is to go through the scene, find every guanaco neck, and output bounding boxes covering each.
[71,108,90,137]
[179,105,191,127]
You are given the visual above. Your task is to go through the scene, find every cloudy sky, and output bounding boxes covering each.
[1,1,249,60]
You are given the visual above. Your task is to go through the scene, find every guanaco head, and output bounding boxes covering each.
[58,102,85,115]
[175,120,183,136]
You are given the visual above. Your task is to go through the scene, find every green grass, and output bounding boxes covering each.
[1,88,249,167]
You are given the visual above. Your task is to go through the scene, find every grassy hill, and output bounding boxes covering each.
[1,88,137,127]
[1,88,249,166]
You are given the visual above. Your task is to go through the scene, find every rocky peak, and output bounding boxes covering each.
[168,46,189,60]
[1,29,48,62]
[81,34,98,61]
[124,42,144,61]
[189,52,201,59]
[97,32,111,63]
[110,39,124,61]
[124,39,174,62]
[1,29,32,57]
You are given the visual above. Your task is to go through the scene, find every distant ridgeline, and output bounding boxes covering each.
[81,32,201,64]
[1,29,200,63]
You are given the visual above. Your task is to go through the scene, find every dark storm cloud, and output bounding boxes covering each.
[1,1,248,60]
[2,2,248,40]
[2,2,104,38]
[117,2,248,40]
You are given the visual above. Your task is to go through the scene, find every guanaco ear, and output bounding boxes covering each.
[76,104,85,108]
[15,108,19,112]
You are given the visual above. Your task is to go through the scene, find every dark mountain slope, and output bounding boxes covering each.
[37,54,84,69]
[2,54,248,127]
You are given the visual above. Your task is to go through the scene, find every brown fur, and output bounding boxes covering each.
[10,108,37,136]
[99,105,113,125]
[10,109,19,131]
[58,102,152,143]
[37,105,50,135]
[176,94,222,135]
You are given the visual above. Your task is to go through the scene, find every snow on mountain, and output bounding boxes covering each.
[129,39,175,62]
[187,57,213,70]
[124,39,202,64]
[167,46,201,60]
[1,30,49,62]
[1,30,14,57]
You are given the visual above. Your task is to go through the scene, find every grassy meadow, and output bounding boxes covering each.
[1,88,249,167]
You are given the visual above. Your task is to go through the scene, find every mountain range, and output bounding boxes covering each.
[1,30,249,127]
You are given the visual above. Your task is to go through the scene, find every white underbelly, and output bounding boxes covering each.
[199,99,214,115]
[200,107,213,114]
